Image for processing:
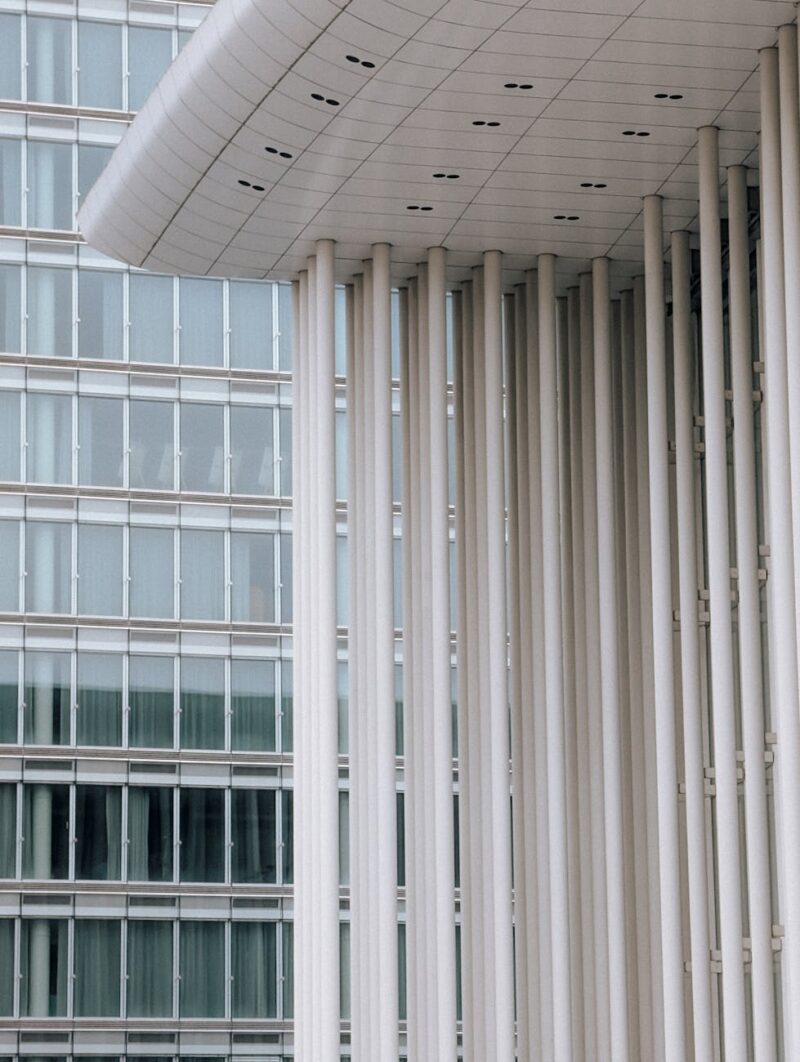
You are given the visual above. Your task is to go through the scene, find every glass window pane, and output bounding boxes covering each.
[74,920,120,1015]
[334,285,346,376]
[127,920,173,1015]
[27,140,72,230]
[78,270,123,360]
[0,651,18,744]
[0,918,13,1014]
[278,284,292,370]
[75,785,121,879]
[230,405,273,495]
[180,656,224,750]
[281,661,293,753]
[0,264,21,353]
[27,392,72,484]
[179,278,223,366]
[130,526,174,618]
[180,403,224,492]
[27,266,72,357]
[27,18,72,104]
[20,919,68,1015]
[78,22,122,110]
[79,395,123,486]
[231,789,275,884]
[25,522,71,614]
[128,27,172,111]
[23,652,70,746]
[22,784,69,878]
[231,658,275,752]
[179,788,224,881]
[0,520,19,612]
[0,138,21,226]
[282,789,292,883]
[336,534,347,627]
[130,399,174,490]
[229,281,272,369]
[335,409,346,501]
[180,529,223,620]
[232,922,277,1018]
[282,922,293,1018]
[179,921,224,1016]
[129,655,173,749]
[392,411,401,504]
[0,391,21,480]
[128,786,173,880]
[78,143,113,203]
[129,274,173,363]
[77,652,121,747]
[231,531,273,623]
[0,784,16,877]
[78,523,123,616]
[279,530,292,623]
[0,14,22,100]
[279,406,292,496]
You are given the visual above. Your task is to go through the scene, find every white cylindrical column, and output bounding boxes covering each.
[642,195,686,1062]
[698,125,748,1057]
[760,45,800,1058]
[538,252,573,1062]
[727,163,777,1061]
[670,229,714,1059]
[591,256,629,1061]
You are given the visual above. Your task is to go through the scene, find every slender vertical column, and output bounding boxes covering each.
[698,126,748,1057]
[592,257,630,1060]
[779,24,800,651]
[294,241,339,1062]
[642,195,686,1061]
[727,164,777,1061]
[671,230,715,1060]
[426,245,458,1059]
[537,253,573,1061]
[760,45,800,1058]
[580,271,610,1062]
[526,269,553,1059]
[568,284,596,1060]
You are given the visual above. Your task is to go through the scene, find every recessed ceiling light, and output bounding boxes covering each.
[311,93,324,101]
[265,146,293,159]
[345,53,376,68]
[238,179,251,187]
[446,174,459,179]
[567,215,579,220]
[654,91,684,100]
[636,130,650,136]
[504,82,518,88]
[554,214,566,220]
[407,205,420,210]
[311,93,340,106]
[252,184,265,192]
[472,120,486,126]
[622,130,636,135]
[325,98,339,106]
[407,205,433,211]
[346,54,359,63]
[520,84,533,90]
[595,182,607,188]
[654,93,668,99]
[487,121,500,127]
[361,60,376,69]
[420,206,433,211]
[580,181,592,187]
[433,172,446,178]
[669,93,683,100]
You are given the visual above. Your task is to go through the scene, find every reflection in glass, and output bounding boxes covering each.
[78,523,123,616]
[27,392,71,484]
[180,656,224,750]
[78,144,113,203]
[282,788,293,884]
[25,522,71,614]
[180,921,224,1016]
[24,651,70,745]
[0,264,21,353]
[0,651,17,744]
[278,284,293,370]
[79,395,123,486]
[22,784,69,878]
[128,786,173,881]
[0,917,12,1013]
[0,521,19,612]
[20,918,68,1015]
[180,403,224,492]
[231,531,273,622]
[0,391,20,480]
[230,405,273,494]
[232,922,277,1017]
[27,266,72,357]
[0,138,21,226]
[78,271,123,360]
[78,22,122,110]
[129,655,173,748]
[27,140,72,230]
[179,788,224,881]
[231,658,275,751]
[130,526,174,618]
[179,278,223,366]
[180,529,223,620]
[128,27,172,111]
[27,18,71,104]
[75,786,121,879]
[127,920,173,1016]
[129,400,174,489]
[129,274,173,363]
[0,784,16,877]
[77,652,121,747]
[0,14,21,100]
[279,407,292,495]
[74,919,120,1015]
[230,280,272,368]
[231,789,276,883]
[280,530,292,623]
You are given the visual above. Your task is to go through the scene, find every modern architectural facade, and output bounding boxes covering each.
[2,0,800,1060]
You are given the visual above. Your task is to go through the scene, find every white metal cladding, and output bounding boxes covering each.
[78,0,795,285]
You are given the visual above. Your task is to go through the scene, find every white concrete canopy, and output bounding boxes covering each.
[78,0,789,284]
